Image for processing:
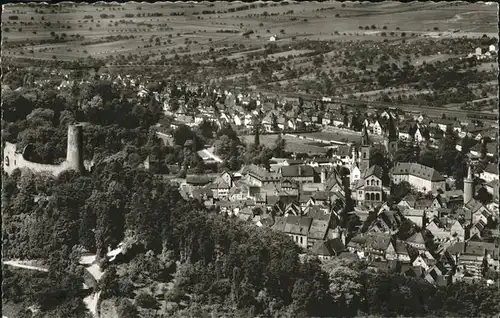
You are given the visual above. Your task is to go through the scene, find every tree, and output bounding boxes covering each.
[393,142,416,163]
[439,127,459,175]
[214,135,233,161]
[461,135,476,155]
[135,292,160,310]
[476,187,493,205]
[419,150,438,169]
[116,299,139,318]
[273,134,287,158]
[99,265,119,299]
[322,259,362,314]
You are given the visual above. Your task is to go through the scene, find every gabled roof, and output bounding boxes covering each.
[284,215,313,236]
[388,239,411,256]
[484,163,499,175]
[392,162,445,182]
[465,198,485,213]
[313,191,330,201]
[280,165,317,178]
[333,145,351,157]
[464,241,499,258]
[271,217,286,232]
[415,199,433,210]
[399,194,416,207]
[311,238,345,256]
[325,170,344,191]
[364,232,392,251]
[308,219,330,240]
[305,206,330,221]
[363,165,384,180]
[406,232,426,245]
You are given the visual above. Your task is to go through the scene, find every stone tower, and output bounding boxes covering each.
[321,167,327,184]
[359,124,371,173]
[66,124,84,173]
[384,113,398,161]
[463,163,474,205]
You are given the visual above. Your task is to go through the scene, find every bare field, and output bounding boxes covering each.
[2,1,497,62]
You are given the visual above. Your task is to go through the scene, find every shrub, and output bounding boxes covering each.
[135,292,159,309]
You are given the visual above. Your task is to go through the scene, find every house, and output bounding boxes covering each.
[372,119,384,135]
[331,114,344,127]
[311,238,346,261]
[385,240,413,263]
[262,112,276,132]
[398,122,413,141]
[402,209,426,227]
[245,164,279,187]
[228,182,250,201]
[412,253,435,272]
[307,219,331,248]
[283,215,313,248]
[464,199,491,224]
[392,162,446,193]
[406,232,426,250]
[469,220,487,239]
[278,165,321,184]
[322,113,332,126]
[424,264,450,286]
[363,232,392,260]
[480,163,499,182]
[332,145,352,165]
[458,241,500,279]
[186,175,212,187]
[448,219,466,241]
[397,194,417,210]
[414,127,428,143]
[432,118,455,132]
[485,180,499,198]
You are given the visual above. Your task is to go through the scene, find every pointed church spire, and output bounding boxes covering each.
[387,113,398,141]
[361,124,370,146]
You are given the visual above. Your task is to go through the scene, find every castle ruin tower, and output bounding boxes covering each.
[463,163,474,205]
[66,124,85,173]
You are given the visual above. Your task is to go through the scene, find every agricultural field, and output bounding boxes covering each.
[2,1,497,110]
[2,1,497,62]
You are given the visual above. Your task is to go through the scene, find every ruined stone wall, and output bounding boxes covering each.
[2,124,85,177]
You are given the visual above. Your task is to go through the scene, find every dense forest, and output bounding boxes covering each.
[3,162,500,317]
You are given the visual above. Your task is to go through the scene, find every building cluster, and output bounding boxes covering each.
[177,118,499,286]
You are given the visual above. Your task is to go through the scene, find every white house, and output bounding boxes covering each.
[414,128,425,143]
[480,163,499,182]
[234,115,242,126]
[392,162,446,193]
[269,35,277,42]
[373,120,383,135]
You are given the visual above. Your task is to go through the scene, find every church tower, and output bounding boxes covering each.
[359,124,371,173]
[384,113,398,161]
[464,163,474,205]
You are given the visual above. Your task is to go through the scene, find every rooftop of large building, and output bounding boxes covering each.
[392,162,445,182]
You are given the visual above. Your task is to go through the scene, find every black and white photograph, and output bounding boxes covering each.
[1,1,499,317]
